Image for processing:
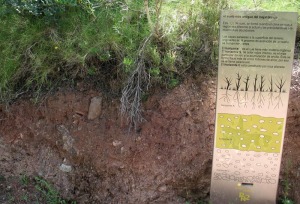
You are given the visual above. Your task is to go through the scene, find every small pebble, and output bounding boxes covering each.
[59,164,72,173]
[113,140,122,147]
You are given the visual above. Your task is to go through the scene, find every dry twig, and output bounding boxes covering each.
[120,34,152,130]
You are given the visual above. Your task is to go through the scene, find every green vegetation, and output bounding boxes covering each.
[228,0,300,14]
[280,160,294,204]
[0,0,225,95]
[0,174,74,204]
[0,174,5,182]
[228,0,300,41]
[20,174,30,186]
[34,176,76,204]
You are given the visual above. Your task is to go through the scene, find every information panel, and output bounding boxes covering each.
[210,11,298,203]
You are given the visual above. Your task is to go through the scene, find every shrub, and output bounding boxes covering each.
[0,0,228,127]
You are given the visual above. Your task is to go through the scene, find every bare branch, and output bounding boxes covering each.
[253,74,258,92]
[235,72,242,91]
[224,77,232,90]
[243,75,250,91]
[275,77,286,93]
[120,34,152,130]
[259,75,265,92]
[269,76,273,92]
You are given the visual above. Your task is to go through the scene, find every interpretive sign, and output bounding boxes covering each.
[210,11,298,203]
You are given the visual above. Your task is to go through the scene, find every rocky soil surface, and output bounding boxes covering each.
[0,60,299,203]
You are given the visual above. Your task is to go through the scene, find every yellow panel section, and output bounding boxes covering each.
[216,113,284,153]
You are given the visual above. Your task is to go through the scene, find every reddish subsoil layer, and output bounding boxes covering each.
[0,62,300,203]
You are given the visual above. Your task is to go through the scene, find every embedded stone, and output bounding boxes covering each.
[88,96,102,120]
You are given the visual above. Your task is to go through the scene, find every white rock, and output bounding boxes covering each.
[59,164,72,173]
[88,96,102,120]
[158,185,167,192]
[113,140,122,147]
[57,125,75,154]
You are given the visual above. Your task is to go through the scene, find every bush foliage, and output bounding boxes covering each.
[0,0,228,102]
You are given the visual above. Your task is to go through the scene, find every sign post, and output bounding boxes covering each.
[211,11,298,203]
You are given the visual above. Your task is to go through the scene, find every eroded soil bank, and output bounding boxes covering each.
[0,61,300,203]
